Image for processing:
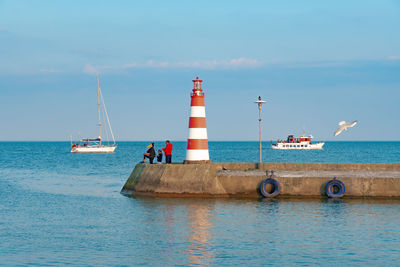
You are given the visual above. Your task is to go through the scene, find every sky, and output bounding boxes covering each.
[0,0,399,141]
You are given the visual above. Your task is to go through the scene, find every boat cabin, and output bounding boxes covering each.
[286,135,311,143]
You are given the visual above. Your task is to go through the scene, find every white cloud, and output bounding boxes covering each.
[40,68,59,73]
[284,60,347,68]
[173,57,263,69]
[104,63,138,70]
[144,60,170,67]
[227,57,261,67]
[387,56,400,61]
[83,63,138,74]
[175,58,262,69]
[83,58,262,74]
[83,64,99,74]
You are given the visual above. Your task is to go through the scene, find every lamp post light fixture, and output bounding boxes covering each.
[254,96,266,164]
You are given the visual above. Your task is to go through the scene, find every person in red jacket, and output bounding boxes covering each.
[162,140,173,164]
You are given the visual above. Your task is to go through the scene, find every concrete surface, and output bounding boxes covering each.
[121,162,400,198]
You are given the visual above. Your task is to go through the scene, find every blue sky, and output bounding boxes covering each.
[0,0,399,141]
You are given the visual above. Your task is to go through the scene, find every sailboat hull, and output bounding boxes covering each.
[71,76,117,154]
[71,145,117,153]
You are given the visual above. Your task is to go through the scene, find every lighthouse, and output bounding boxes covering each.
[184,77,211,164]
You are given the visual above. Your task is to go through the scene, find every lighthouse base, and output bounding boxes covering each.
[184,160,212,164]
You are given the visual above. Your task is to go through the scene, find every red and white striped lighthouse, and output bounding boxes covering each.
[184,77,211,164]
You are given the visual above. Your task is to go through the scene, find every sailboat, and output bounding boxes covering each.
[71,75,117,153]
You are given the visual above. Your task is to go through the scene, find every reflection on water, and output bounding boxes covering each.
[185,202,215,266]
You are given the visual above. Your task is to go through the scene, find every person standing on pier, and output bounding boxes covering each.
[162,140,173,164]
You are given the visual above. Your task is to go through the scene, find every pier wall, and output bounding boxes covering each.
[121,163,400,198]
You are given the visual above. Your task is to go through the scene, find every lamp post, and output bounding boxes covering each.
[254,96,266,164]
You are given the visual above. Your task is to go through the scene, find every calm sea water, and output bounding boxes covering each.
[1,141,400,265]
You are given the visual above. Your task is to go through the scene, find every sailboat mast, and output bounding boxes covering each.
[97,75,102,146]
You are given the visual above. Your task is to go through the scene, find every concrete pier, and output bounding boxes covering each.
[121,163,400,198]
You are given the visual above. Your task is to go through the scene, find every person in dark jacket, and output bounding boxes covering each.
[141,142,155,164]
[156,149,163,164]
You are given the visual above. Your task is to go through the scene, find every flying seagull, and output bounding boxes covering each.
[334,121,358,136]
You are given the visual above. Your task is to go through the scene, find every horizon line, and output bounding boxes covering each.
[0,140,399,142]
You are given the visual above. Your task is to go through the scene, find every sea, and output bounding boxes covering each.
[1,141,400,266]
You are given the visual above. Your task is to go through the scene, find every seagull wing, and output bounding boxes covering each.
[349,121,358,127]
[339,121,346,126]
[334,126,344,136]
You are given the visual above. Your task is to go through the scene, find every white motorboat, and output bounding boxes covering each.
[71,75,117,153]
[271,135,324,150]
